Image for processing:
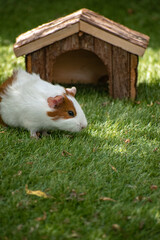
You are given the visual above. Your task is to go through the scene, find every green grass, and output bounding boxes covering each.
[0,0,160,239]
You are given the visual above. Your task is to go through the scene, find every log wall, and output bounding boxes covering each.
[25,32,138,99]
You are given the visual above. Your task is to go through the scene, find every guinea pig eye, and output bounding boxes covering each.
[68,110,74,117]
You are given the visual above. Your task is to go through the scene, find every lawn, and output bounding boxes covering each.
[0,0,160,239]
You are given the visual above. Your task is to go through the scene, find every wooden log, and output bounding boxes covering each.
[30,48,46,80]
[130,54,138,100]
[94,38,110,65]
[80,33,94,51]
[71,34,80,49]
[61,34,79,53]
[112,46,130,99]
[45,42,61,83]
[94,38,112,92]
[14,12,81,56]
[80,9,149,49]
[14,9,149,57]
[25,54,32,73]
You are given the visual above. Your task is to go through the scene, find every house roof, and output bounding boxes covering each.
[14,8,150,57]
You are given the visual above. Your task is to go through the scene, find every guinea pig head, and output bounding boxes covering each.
[47,87,87,132]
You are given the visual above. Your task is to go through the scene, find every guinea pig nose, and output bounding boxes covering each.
[81,124,86,130]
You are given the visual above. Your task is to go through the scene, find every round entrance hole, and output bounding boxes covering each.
[52,49,108,85]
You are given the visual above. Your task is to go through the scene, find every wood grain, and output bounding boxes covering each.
[94,38,112,93]
[130,54,138,100]
[80,33,94,51]
[112,46,130,99]
[14,8,149,57]
[61,34,79,53]
[25,54,32,73]
[31,48,46,80]
[45,43,58,82]
[80,9,149,48]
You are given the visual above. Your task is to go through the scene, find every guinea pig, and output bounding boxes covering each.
[0,69,87,138]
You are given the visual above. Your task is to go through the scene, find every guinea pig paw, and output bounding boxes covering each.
[41,131,49,137]
[30,131,39,139]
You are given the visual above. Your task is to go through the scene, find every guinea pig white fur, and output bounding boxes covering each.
[0,69,87,138]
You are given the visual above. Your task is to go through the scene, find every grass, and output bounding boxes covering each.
[0,0,160,239]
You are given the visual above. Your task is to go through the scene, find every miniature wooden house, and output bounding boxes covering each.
[14,8,149,99]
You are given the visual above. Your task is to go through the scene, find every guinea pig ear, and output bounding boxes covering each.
[47,95,64,108]
[66,87,77,97]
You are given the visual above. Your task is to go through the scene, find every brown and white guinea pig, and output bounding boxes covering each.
[0,69,87,138]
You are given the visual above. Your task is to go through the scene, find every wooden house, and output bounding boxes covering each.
[14,8,150,99]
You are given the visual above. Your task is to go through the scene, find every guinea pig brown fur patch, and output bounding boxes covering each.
[47,94,77,120]
[0,72,17,126]
[0,71,17,95]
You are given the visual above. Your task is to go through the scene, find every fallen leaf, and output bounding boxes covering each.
[150,185,158,190]
[18,170,22,176]
[110,165,117,172]
[25,185,49,198]
[155,101,160,105]
[26,162,33,165]
[35,212,47,221]
[134,196,143,202]
[134,196,152,203]
[100,197,116,202]
[147,102,154,107]
[70,230,80,238]
[17,224,23,230]
[153,148,158,152]
[79,192,86,197]
[92,147,97,152]
[62,150,72,156]
[0,131,5,133]
[14,171,22,177]
[125,139,131,143]
[112,224,121,231]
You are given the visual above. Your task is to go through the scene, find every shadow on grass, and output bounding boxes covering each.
[137,81,160,102]
[0,81,159,239]
[74,82,160,103]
